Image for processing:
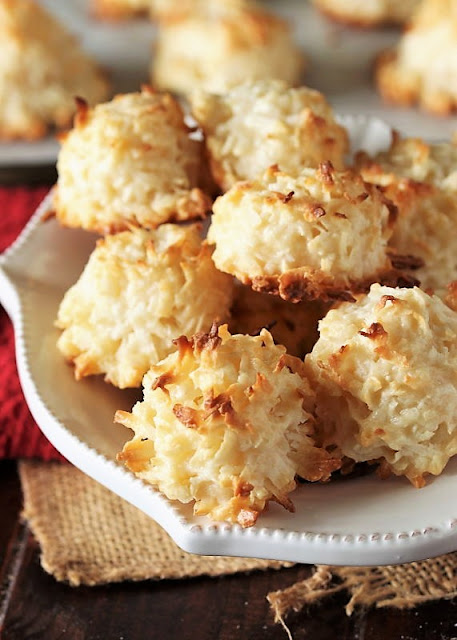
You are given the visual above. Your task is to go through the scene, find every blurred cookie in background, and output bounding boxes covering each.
[0,0,110,140]
[151,0,234,20]
[91,0,152,20]
[151,0,305,94]
[376,0,457,114]
[312,0,420,27]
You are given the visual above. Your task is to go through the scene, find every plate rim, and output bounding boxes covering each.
[3,174,457,567]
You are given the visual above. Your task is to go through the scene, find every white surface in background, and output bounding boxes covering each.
[1,0,457,166]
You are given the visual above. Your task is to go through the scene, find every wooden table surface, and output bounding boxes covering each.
[1,460,456,640]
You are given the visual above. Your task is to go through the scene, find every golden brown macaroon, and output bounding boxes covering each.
[357,136,457,292]
[229,285,327,358]
[151,0,246,20]
[0,0,109,140]
[56,225,233,389]
[151,1,305,95]
[376,0,457,114]
[117,325,341,527]
[306,284,457,487]
[190,79,348,191]
[313,0,420,27]
[207,163,400,303]
[356,135,457,191]
[54,88,212,234]
[445,280,457,311]
[91,0,151,20]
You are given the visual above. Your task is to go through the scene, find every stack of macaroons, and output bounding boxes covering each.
[54,87,233,390]
[54,76,457,529]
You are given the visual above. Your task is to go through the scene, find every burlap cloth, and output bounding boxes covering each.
[19,461,457,626]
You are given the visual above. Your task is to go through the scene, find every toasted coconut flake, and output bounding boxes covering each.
[56,225,233,388]
[306,284,457,486]
[190,79,347,191]
[208,165,395,302]
[117,326,341,526]
[55,88,212,233]
[357,137,457,292]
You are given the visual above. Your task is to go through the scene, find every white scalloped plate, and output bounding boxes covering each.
[2,117,457,566]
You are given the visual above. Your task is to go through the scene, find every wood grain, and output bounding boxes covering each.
[1,461,456,640]
[0,165,57,186]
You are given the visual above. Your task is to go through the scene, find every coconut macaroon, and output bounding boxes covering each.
[116,325,340,527]
[445,281,457,312]
[230,285,327,358]
[357,136,457,291]
[313,0,420,27]
[376,0,457,114]
[56,225,233,389]
[151,0,246,20]
[0,0,109,140]
[208,163,398,302]
[357,135,457,192]
[91,0,151,20]
[151,1,304,96]
[356,157,457,293]
[382,182,457,293]
[190,79,348,191]
[306,284,457,487]
[55,88,211,234]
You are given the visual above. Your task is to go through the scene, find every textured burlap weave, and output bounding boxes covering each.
[18,461,289,586]
[19,461,457,622]
[268,557,457,624]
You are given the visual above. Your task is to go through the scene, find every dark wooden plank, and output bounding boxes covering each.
[0,461,27,634]
[362,600,457,640]
[3,546,356,640]
[0,165,57,186]
[1,459,456,640]
[3,533,457,640]
[0,461,23,569]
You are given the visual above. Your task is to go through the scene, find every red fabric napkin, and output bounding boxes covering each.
[0,186,64,460]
